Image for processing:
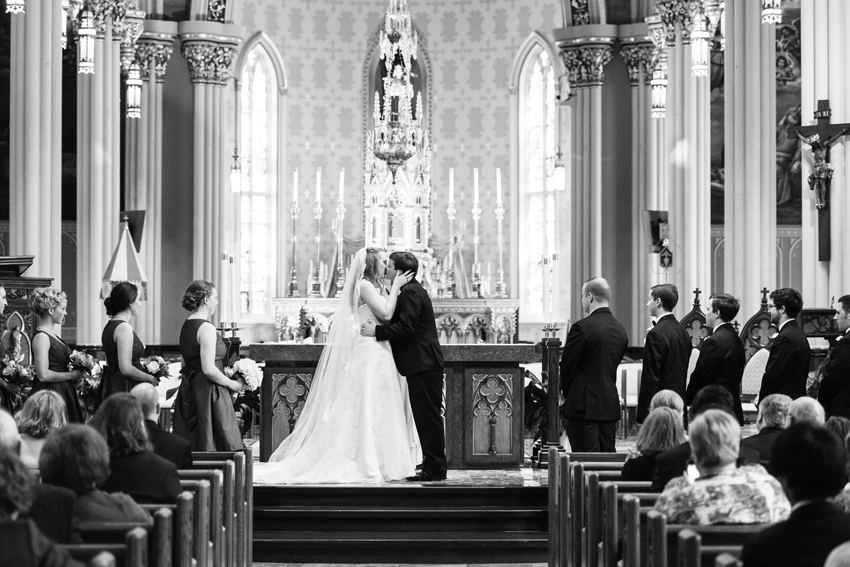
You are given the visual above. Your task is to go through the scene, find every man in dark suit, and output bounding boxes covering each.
[636,283,692,425]
[741,423,850,567]
[759,288,811,401]
[685,293,746,424]
[650,385,760,492]
[362,251,447,481]
[560,277,628,452]
[819,294,850,418]
[131,383,192,469]
[741,393,791,469]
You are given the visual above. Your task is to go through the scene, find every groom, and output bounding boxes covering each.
[361,251,448,481]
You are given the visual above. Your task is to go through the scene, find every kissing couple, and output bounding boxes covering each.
[253,248,447,484]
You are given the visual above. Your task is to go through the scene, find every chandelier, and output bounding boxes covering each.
[691,9,710,77]
[762,0,781,24]
[5,0,24,15]
[126,62,142,119]
[370,0,424,184]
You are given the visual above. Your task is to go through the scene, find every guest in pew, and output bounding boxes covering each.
[16,390,68,471]
[637,284,692,426]
[622,407,686,481]
[685,293,746,424]
[649,389,685,415]
[40,424,151,524]
[819,295,850,419]
[29,287,84,423]
[758,288,810,401]
[741,423,850,567]
[560,277,629,452]
[788,396,825,425]
[829,421,850,514]
[654,409,789,524]
[89,394,181,504]
[826,541,850,567]
[130,383,192,469]
[741,393,791,469]
[651,385,760,492]
[827,416,850,444]
[100,282,155,402]
[0,446,86,567]
[0,408,78,544]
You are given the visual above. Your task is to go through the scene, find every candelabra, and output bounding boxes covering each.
[472,198,482,298]
[287,195,301,297]
[446,199,456,299]
[334,200,346,298]
[310,198,323,298]
[494,198,508,298]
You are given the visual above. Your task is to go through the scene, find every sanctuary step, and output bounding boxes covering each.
[252,482,548,563]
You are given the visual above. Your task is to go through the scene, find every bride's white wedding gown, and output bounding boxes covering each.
[253,301,421,484]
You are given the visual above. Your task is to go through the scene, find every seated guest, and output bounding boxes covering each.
[131,383,192,469]
[826,415,850,443]
[622,407,686,481]
[650,385,760,492]
[742,393,791,469]
[15,390,67,470]
[649,389,685,414]
[39,424,150,524]
[830,427,850,514]
[654,410,789,524]
[89,393,180,504]
[0,409,77,544]
[826,541,850,567]
[741,423,850,567]
[0,447,85,567]
[788,396,826,425]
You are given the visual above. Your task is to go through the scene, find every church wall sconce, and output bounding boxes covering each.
[126,62,142,119]
[762,0,781,24]
[77,4,95,74]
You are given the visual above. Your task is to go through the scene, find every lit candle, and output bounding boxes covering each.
[229,255,237,322]
[473,168,479,203]
[293,168,299,204]
[449,168,454,203]
[220,252,228,324]
[339,167,345,202]
[315,167,322,202]
[496,168,502,205]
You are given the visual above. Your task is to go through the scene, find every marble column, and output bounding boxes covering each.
[619,29,658,341]
[124,21,177,345]
[554,26,617,321]
[655,0,712,318]
[723,0,776,319]
[179,22,242,308]
[800,1,850,306]
[9,0,62,284]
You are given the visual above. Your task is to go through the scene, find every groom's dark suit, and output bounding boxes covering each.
[375,278,447,477]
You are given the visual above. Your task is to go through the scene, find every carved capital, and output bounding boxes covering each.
[654,0,700,45]
[119,6,145,73]
[570,0,591,26]
[559,45,614,88]
[136,41,174,83]
[88,0,122,36]
[620,45,655,85]
[181,43,237,85]
[208,0,226,22]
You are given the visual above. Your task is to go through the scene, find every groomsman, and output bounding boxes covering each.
[636,284,692,425]
[560,277,628,452]
[758,288,811,402]
[686,293,746,424]
[819,295,850,419]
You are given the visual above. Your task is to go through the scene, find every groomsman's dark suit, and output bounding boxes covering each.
[686,323,746,424]
[560,307,629,452]
[758,320,811,401]
[145,419,193,470]
[819,330,850,418]
[376,278,447,478]
[636,314,692,424]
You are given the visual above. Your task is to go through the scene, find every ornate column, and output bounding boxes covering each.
[619,28,657,340]
[800,1,850,305]
[9,0,63,284]
[124,21,177,344]
[179,22,242,303]
[555,25,617,321]
[723,0,776,318]
[655,0,712,318]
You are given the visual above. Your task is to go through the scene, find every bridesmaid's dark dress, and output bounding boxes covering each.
[100,319,145,401]
[173,319,241,451]
[0,339,12,413]
[30,330,83,423]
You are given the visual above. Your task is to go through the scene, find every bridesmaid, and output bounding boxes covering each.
[0,285,15,413]
[172,280,243,451]
[100,282,154,401]
[29,287,84,423]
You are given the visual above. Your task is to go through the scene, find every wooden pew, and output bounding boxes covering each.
[61,526,147,567]
[715,553,743,567]
[617,494,640,567]
[89,552,117,567]
[601,484,656,567]
[678,529,743,567]
[140,492,195,567]
[566,452,628,463]
[179,468,225,567]
[180,479,212,567]
[547,447,561,567]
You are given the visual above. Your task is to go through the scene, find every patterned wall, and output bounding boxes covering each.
[235,0,564,296]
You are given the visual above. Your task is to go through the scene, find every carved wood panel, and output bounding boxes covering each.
[471,372,513,456]
[270,372,313,453]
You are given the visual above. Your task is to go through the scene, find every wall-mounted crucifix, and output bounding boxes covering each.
[796,100,850,261]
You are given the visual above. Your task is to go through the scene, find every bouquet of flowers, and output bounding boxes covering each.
[68,350,98,375]
[224,357,263,435]
[0,354,34,410]
[140,356,170,384]
[69,350,102,417]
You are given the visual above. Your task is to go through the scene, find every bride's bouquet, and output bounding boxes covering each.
[69,350,102,417]
[140,355,170,385]
[224,357,263,436]
[0,354,34,410]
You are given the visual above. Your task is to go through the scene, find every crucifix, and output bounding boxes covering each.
[796,100,850,261]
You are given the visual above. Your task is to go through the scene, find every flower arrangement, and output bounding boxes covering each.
[224,357,263,436]
[68,350,102,418]
[0,354,34,410]
[68,350,98,374]
[140,356,170,384]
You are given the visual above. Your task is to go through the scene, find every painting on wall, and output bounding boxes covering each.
[710,1,802,226]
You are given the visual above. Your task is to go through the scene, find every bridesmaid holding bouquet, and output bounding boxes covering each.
[100,282,154,402]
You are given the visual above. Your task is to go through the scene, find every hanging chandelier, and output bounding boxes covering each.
[230,148,242,193]
[370,0,424,184]
[126,62,142,118]
[691,9,710,77]
[651,69,668,118]
[719,0,726,51]
[762,0,781,24]
[5,0,24,15]
[77,4,95,74]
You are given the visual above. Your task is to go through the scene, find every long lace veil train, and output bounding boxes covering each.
[267,248,368,462]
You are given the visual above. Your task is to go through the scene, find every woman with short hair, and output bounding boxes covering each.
[621,407,685,481]
[649,389,685,415]
[654,409,790,524]
[15,390,67,470]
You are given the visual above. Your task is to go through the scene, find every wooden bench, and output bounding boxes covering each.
[140,492,195,567]
[179,469,226,566]
[715,552,743,567]
[180,479,212,567]
[60,526,147,567]
[678,529,744,567]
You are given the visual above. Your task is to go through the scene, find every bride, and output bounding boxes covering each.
[254,247,422,484]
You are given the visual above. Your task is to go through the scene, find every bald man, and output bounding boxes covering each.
[560,277,629,452]
[788,396,826,426]
[131,384,192,469]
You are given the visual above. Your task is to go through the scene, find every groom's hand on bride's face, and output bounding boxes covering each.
[360,321,377,337]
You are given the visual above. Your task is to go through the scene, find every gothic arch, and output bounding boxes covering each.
[235,32,288,95]
[509,32,563,96]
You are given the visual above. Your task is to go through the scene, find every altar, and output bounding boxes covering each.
[250,343,538,468]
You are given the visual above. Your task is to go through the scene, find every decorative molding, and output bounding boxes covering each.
[208,0,226,22]
[619,44,654,85]
[119,6,146,73]
[471,373,513,455]
[559,45,614,88]
[570,0,591,26]
[181,43,237,84]
[271,372,313,436]
[136,42,174,82]
[655,0,699,45]
[89,0,123,36]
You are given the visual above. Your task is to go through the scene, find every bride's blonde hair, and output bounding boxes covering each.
[362,247,386,284]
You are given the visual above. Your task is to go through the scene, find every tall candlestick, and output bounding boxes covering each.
[472,168,482,298]
[494,177,507,298]
[315,167,322,202]
[293,168,299,203]
[220,252,229,325]
[496,168,502,205]
[446,167,457,299]
[288,168,302,297]
[229,254,237,322]
[449,167,455,202]
[473,167,479,203]
[338,167,345,202]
